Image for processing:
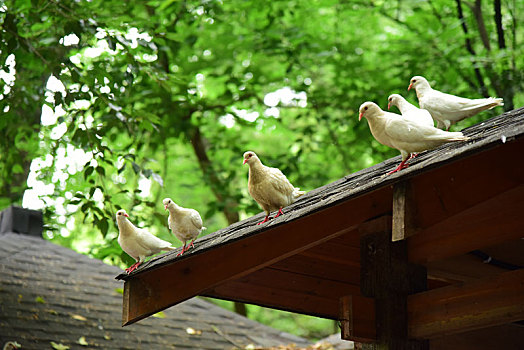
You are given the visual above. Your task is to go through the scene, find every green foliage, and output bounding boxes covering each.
[1,0,523,340]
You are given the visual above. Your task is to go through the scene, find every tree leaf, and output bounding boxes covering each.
[50,342,70,350]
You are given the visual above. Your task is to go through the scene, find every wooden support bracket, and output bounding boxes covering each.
[392,180,418,242]
[339,295,376,343]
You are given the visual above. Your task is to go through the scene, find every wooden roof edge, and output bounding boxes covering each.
[116,107,524,280]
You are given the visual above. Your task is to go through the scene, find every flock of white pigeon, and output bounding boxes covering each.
[116,75,503,274]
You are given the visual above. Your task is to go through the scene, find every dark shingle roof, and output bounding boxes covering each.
[0,225,310,349]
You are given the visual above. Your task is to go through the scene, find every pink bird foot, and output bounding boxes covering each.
[274,208,284,218]
[387,159,410,175]
[257,215,270,225]
[176,243,187,257]
[125,261,141,274]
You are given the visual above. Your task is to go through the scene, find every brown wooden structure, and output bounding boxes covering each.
[117,108,524,349]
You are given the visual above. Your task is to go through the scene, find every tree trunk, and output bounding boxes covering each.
[189,126,247,316]
[455,0,489,97]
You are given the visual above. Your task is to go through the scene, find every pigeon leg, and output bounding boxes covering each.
[125,261,141,274]
[176,243,187,257]
[187,239,196,251]
[387,159,410,175]
[257,214,271,225]
[408,153,418,160]
[274,207,284,218]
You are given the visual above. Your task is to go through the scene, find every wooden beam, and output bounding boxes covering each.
[429,324,524,350]
[392,180,418,241]
[357,216,428,349]
[122,187,391,325]
[408,269,524,339]
[408,184,524,264]
[340,295,376,343]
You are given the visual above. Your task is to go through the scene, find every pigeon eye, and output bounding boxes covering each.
[364,106,368,110]
[412,79,417,83]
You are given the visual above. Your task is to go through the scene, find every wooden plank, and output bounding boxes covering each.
[408,184,524,264]
[122,187,392,325]
[231,267,362,299]
[272,251,361,285]
[429,324,524,350]
[427,253,512,283]
[340,295,377,343]
[204,279,340,319]
[392,180,418,241]
[408,269,524,339]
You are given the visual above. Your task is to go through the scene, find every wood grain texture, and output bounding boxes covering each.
[392,180,418,241]
[408,269,524,338]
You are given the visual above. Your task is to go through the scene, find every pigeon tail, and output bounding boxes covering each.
[292,188,306,201]
[444,131,470,142]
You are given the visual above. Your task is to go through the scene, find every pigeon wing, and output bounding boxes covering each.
[189,210,203,230]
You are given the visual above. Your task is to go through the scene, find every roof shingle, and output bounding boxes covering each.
[0,227,310,349]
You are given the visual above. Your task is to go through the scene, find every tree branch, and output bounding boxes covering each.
[455,0,489,97]
[189,126,240,225]
[494,0,506,49]
[470,0,491,51]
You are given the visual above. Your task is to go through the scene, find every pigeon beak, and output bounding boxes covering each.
[408,83,413,91]
[164,204,168,210]
[243,159,248,165]
[358,112,363,121]
[124,213,129,217]
[387,102,391,110]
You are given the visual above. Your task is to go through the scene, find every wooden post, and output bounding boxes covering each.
[360,216,428,350]
[392,180,418,241]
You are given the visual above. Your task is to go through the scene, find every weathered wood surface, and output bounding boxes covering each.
[408,269,524,339]
[392,180,418,242]
[116,107,524,281]
[408,184,524,264]
[359,218,428,349]
[339,295,377,342]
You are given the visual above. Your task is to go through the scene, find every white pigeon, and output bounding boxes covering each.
[358,101,469,174]
[116,209,175,273]
[388,94,434,127]
[408,75,503,130]
[163,198,206,256]
[243,151,305,225]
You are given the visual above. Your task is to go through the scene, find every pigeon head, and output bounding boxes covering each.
[408,76,430,91]
[116,209,129,221]
[387,94,403,110]
[358,102,381,121]
[163,197,177,210]
[243,151,259,165]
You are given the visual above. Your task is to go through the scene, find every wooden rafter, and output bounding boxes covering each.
[408,269,524,338]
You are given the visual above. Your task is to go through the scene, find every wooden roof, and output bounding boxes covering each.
[117,107,524,347]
